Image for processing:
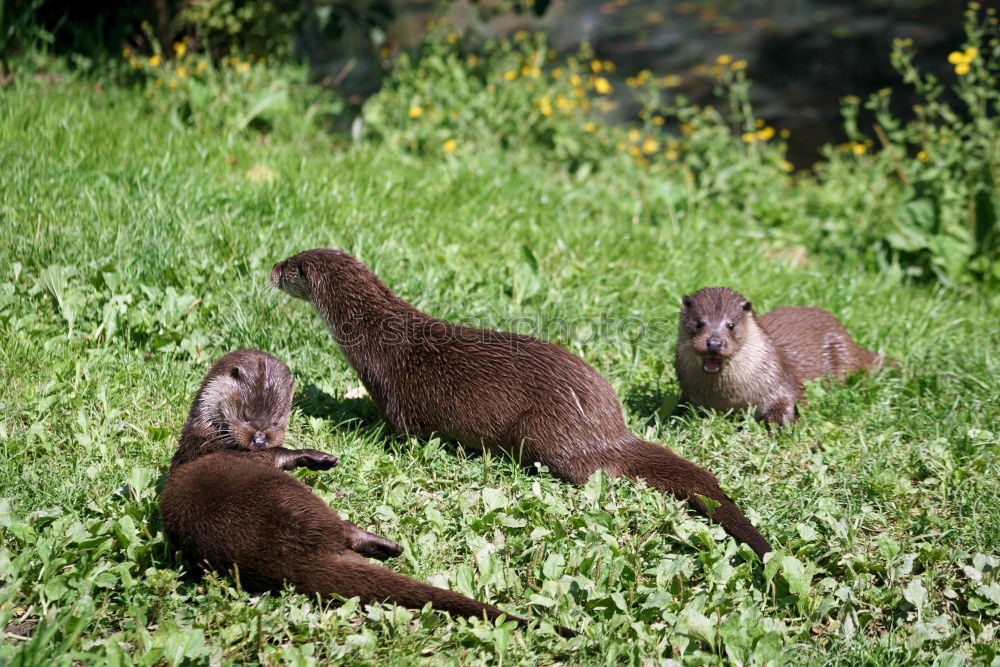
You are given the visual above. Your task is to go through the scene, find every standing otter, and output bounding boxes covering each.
[271,249,771,558]
[161,349,549,632]
[675,287,893,426]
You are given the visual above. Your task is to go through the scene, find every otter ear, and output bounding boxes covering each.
[682,296,693,309]
[230,367,242,380]
[742,301,752,312]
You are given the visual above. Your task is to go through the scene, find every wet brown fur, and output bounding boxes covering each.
[161,349,544,632]
[675,287,893,426]
[271,249,771,557]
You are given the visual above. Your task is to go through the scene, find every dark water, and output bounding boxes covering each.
[303,0,970,165]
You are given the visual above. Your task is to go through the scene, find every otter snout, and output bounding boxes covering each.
[706,336,724,353]
[252,432,268,448]
[269,261,284,289]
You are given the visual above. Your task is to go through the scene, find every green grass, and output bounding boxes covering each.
[1,75,999,665]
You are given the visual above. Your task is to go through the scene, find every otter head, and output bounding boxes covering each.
[679,287,754,374]
[196,349,295,452]
[270,248,362,302]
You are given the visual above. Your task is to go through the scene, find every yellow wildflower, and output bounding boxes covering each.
[741,132,756,142]
[548,49,557,60]
[446,32,458,44]
[503,70,517,81]
[467,54,478,66]
[573,86,585,98]
[556,95,573,111]
[521,64,532,77]
[616,140,627,150]
[757,126,775,141]
[197,61,207,73]
[583,121,597,132]
[754,118,765,128]
[153,79,162,88]
[665,149,679,160]
[174,41,187,57]
[569,73,582,87]
[780,128,790,138]
[408,105,423,119]
[121,47,131,58]
[538,97,553,117]
[176,66,187,79]
[167,79,178,90]
[149,54,161,67]
[851,142,866,155]
[779,159,793,172]
[442,139,457,154]
[652,116,665,126]
[628,128,640,142]
[917,150,928,161]
[955,62,970,75]
[591,60,603,72]
[642,138,658,154]
[236,61,250,73]
[659,74,682,88]
[514,30,529,40]
[681,123,694,134]
[593,77,612,94]
[552,67,563,79]
[627,144,640,157]
[731,60,748,71]
[716,54,732,65]
[603,61,616,72]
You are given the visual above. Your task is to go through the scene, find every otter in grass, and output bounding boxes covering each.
[160,349,568,634]
[271,249,771,558]
[675,287,895,426]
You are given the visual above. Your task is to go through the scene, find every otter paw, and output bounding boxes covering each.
[298,450,339,470]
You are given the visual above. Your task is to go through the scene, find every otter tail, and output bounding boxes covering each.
[615,438,772,558]
[854,344,899,372]
[291,552,574,637]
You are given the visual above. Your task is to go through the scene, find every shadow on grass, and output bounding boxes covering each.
[295,383,382,429]
[622,379,687,426]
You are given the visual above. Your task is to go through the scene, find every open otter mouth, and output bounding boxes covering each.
[702,356,723,374]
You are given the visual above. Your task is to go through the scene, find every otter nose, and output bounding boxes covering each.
[706,336,723,352]
[252,432,267,447]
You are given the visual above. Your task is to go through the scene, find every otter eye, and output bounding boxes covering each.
[695,321,704,329]
[727,322,735,331]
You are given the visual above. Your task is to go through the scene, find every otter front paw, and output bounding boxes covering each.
[296,450,339,470]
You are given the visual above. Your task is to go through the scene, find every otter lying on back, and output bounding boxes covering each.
[161,349,557,633]
[675,287,893,426]
[271,249,771,558]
